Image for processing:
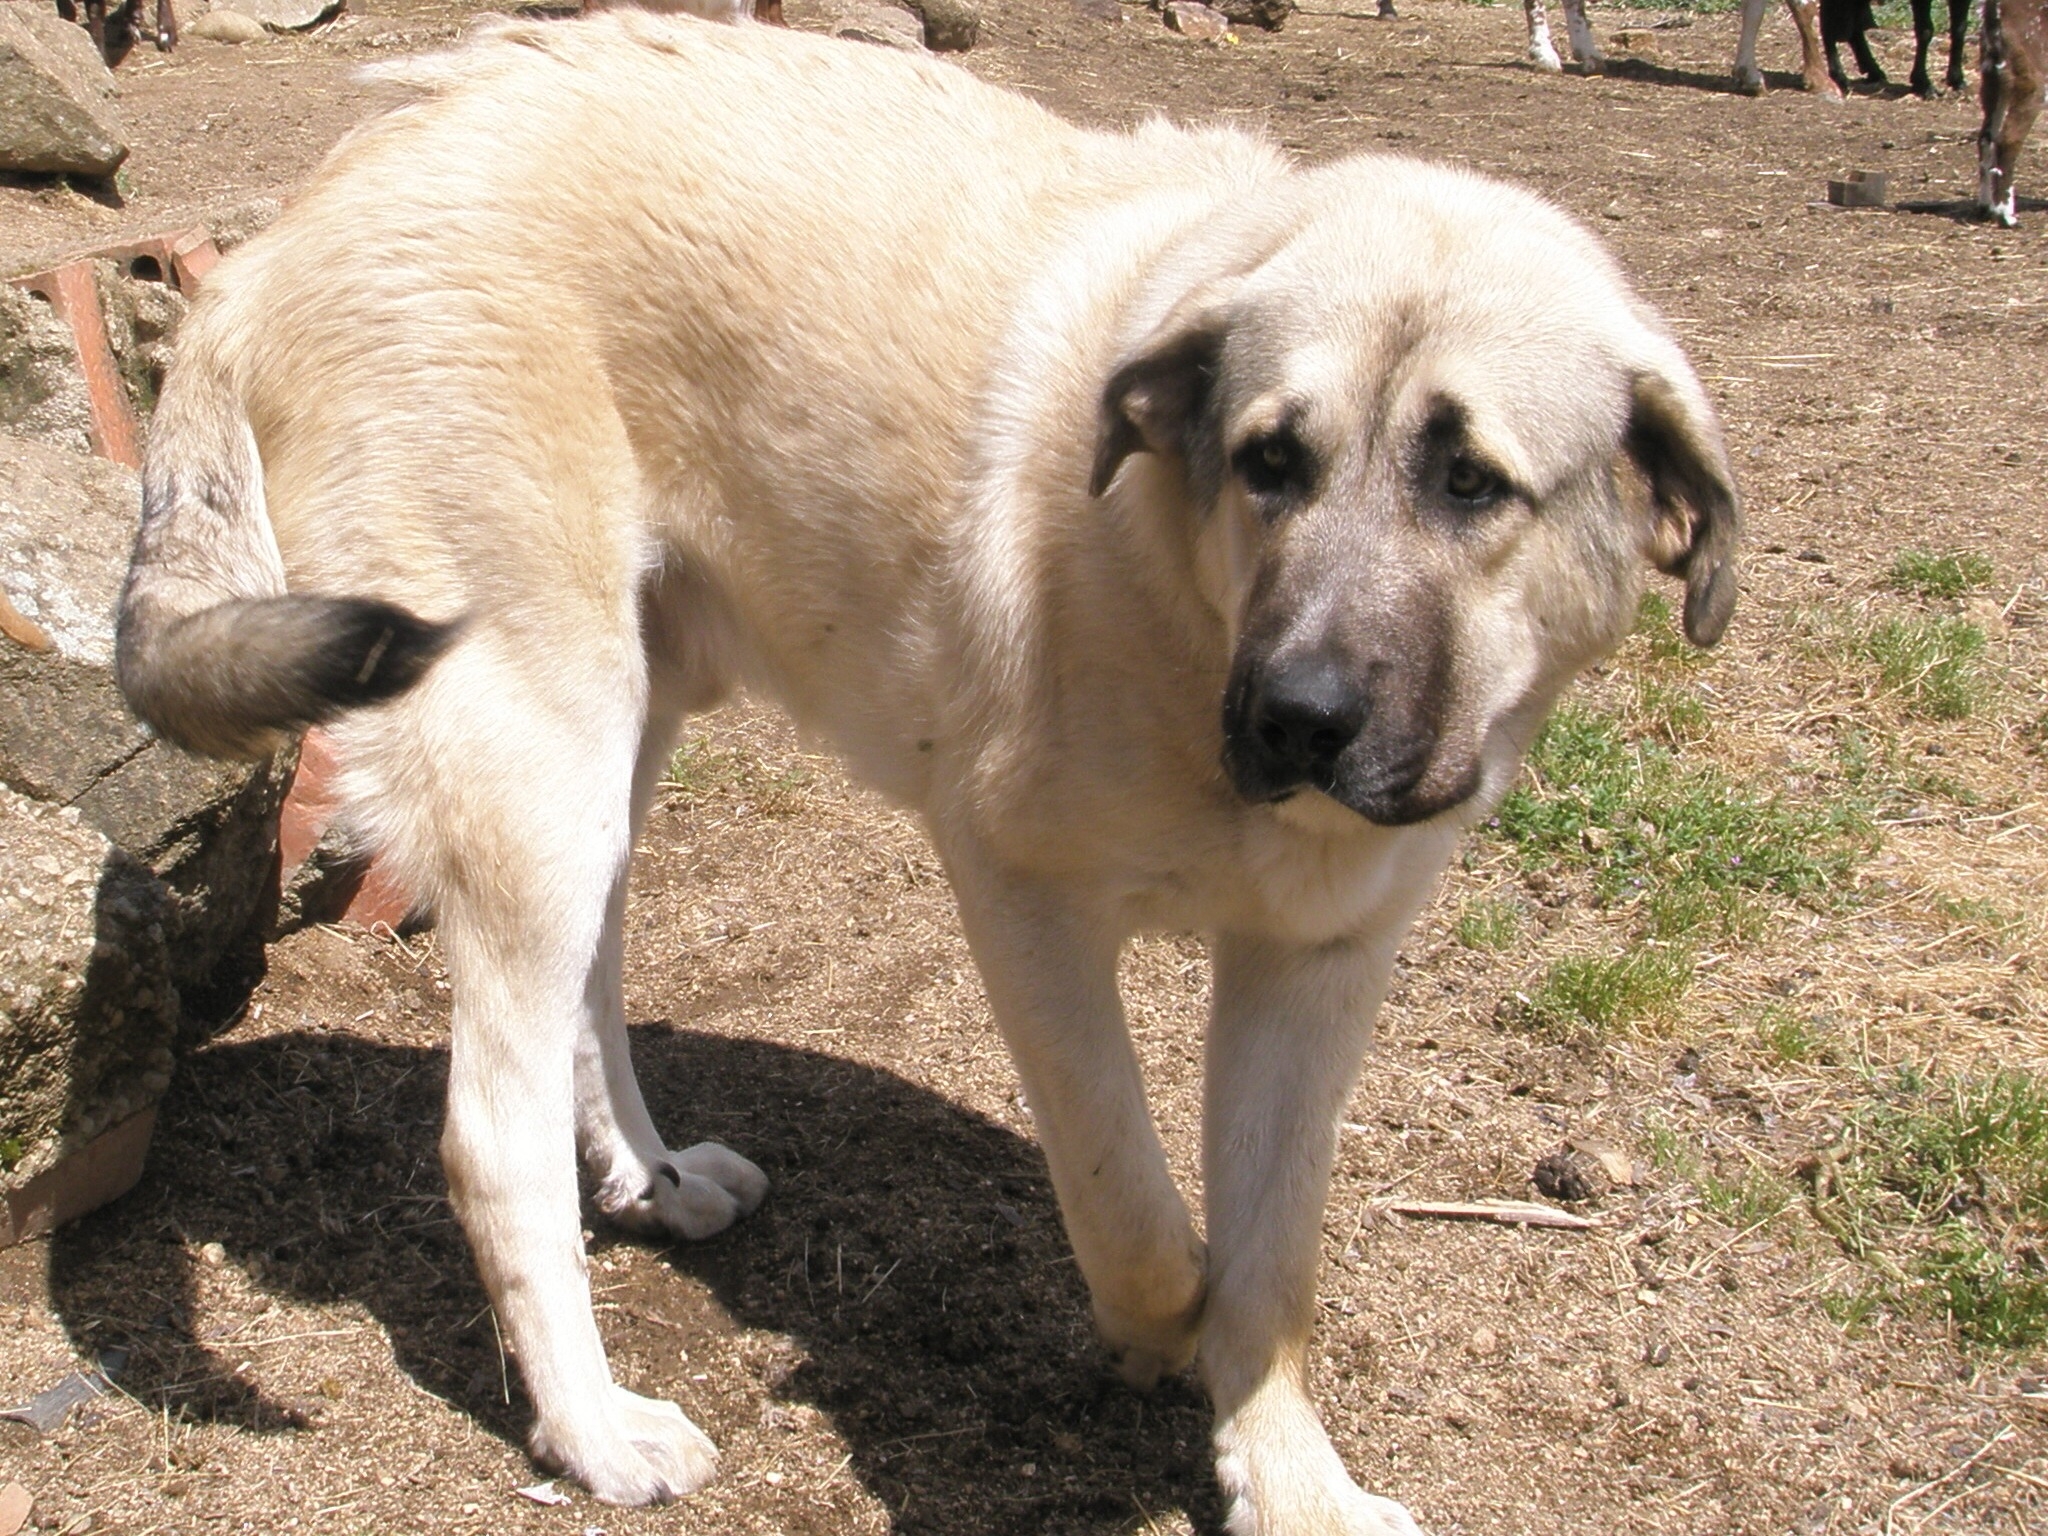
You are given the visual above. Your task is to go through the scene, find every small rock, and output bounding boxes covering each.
[187,10,269,43]
[1164,0,1231,38]
[199,1241,226,1265]
[1070,0,1123,19]
[1215,0,1292,27]
[1571,1139,1635,1186]
[830,0,927,50]
[901,0,979,49]
[0,4,128,177]
[1467,1324,1501,1357]
[1606,28,1662,60]
[1436,1389,1478,1429]
[1602,201,1627,221]
[1532,1147,1602,1204]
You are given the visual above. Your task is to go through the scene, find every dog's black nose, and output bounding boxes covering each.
[1247,656,1368,787]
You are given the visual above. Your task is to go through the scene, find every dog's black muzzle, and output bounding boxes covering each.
[1222,650,1452,826]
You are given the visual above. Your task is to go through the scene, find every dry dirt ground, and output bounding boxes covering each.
[4,1,2047,1533]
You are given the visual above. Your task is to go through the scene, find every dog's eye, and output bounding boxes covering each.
[1233,431,1314,504]
[1444,455,1505,506]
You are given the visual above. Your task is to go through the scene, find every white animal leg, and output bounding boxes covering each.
[1734,0,1768,92]
[1525,0,1563,70]
[945,849,1206,1387]
[1561,0,1606,69]
[575,688,767,1242]
[425,650,718,1506]
[1202,932,1421,1536]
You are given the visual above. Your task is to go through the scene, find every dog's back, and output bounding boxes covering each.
[120,13,1275,781]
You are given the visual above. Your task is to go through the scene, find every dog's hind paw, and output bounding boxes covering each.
[599,1141,769,1241]
[532,1387,719,1505]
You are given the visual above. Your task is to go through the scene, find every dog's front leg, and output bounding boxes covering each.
[1202,932,1422,1536]
[946,851,1207,1387]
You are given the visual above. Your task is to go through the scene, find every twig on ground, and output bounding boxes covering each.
[1376,1198,1598,1230]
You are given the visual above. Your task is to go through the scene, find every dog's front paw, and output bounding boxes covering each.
[1095,1239,1206,1390]
[1213,1385,1423,1536]
[1527,39,1563,71]
[598,1141,769,1241]
[532,1387,719,1505]
[1217,1452,1423,1536]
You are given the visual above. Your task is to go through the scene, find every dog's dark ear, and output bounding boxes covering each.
[1089,309,1228,499]
[1626,371,1742,647]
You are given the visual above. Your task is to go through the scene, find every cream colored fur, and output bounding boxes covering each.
[121,14,1740,1532]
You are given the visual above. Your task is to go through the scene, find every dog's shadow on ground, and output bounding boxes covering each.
[1894,194,2048,224]
[45,1025,1223,1534]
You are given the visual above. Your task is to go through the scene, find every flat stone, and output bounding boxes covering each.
[1070,0,1124,19]
[186,10,270,44]
[0,787,177,1232]
[1164,1,1231,38]
[830,0,927,49]
[221,0,344,30]
[0,5,127,179]
[902,0,979,49]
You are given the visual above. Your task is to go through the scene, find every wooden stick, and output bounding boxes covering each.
[1376,1199,1599,1231]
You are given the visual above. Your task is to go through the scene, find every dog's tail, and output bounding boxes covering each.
[116,351,459,761]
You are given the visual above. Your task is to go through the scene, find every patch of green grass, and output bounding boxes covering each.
[1456,897,1522,951]
[1642,882,1767,944]
[1757,1004,1831,1065]
[1930,892,2022,941]
[1633,676,1711,747]
[664,737,814,817]
[1642,1114,1796,1228]
[0,1136,21,1173]
[1863,616,1988,720]
[1633,592,1706,668]
[1821,1287,1887,1335]
[665,736,752,797]
[1513,944,1693,1039]
[1699,1163,1799,1228]
[1494,704,1875,909]
[1816,1068,2048,1350]
[1886,548,1993,603]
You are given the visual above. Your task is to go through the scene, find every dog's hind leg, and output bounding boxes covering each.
[945,851,1207,1390]
[574,649,767,1244]
[1202,932,1420,1536]
[405,639,719,1506]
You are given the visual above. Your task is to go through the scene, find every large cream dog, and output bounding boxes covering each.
[117,14,1739,1533]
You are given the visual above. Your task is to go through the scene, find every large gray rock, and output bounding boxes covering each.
[0,433,290,1026]
[0,788,176,1199]
[0,5,128,178]
[902,0,978,49]
[224,0,345,30]
[0,284,93,455]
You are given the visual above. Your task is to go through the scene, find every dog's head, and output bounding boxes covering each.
[1089,158,1738,829]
